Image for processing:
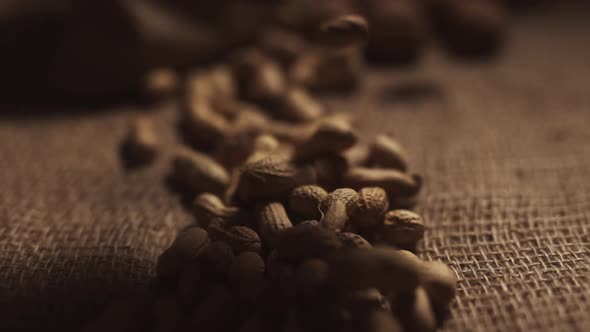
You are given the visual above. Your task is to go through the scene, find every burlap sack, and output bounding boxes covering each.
[0,7,588,332]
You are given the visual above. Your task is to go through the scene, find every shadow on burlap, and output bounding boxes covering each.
[0,6,589,332]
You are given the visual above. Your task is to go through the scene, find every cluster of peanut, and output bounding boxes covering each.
[106,14,458,332]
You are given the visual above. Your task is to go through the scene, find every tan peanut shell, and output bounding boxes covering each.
[326,246,422,292]
[277,222,342,261]
[193,193,240,229]
[420,261,457,309]
[320,188,359,232]
[258,202,294,248]
[181,100,231,147]
[361,310,403,332]
[143,67,178,101]
[343,143,371,168]
[236,155,316,202]
[120,116,158,167]
[233,49,286,102]
[225,226,262,254]
[369,134,408,171]
[245,134,283,164]
[290,50,362,93]
[295,259,329,294]
[156,227,209,281]
[258,27,308,68]
[395,287,437,332]
[339,288,391,317]
[382,209,425,249]
[229,252,266,287]
[338,232,372,249]
[317,14,369,49]
[172,147,230,195]
[198,241,235,279]
[311,155,350,187]
[343,167,422,197]
[186,65,235,102]
[294,116,358,161]
[350,187,389,228]
[289,185,328,221]
[274,86,324,123]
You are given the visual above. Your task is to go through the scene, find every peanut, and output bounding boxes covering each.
[198,241,235,280]
[258,27,308,68]
[317,14,369,49]
[277,221,342,261]
[294,116,358,161]
[236,155,316,203]
[233,48,286,103]
[382,209,425,249]
[359,310,403,332]
[295,258,329,295]
[180,99,231,149]
[319,188,359,232]
[245,134,283,164]
[289,185,328,221]
[350,187,390,228]
[340,288,391,315]
[193,193,240,229]
[338,232,372,249]
[224,226,262,254]
[343,143,371,168]
[290,50,363,93]
[229,251,265,287]
[364,0,428,63]
[120,116,158,168]
[343,167,422,198]
[394,287,437,332]
[369,134,408,171]
[171,147,230,195]
[420,261,457,309]
[273,86,324,123]
[311,155,350,187]
[326,246,422,292]
[156,227,209,282]
[258,202,294,248]
[186,65,236,103]
[143,67,178,101]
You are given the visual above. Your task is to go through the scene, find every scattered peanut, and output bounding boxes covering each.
[120,116,158,168]
[236,155,316,203]
[369,134,409,171]
[420,261,457,309]
[320,188,359,232]
[277,221,343,261]
[317,14,369,49]
[171,147,230,195]
[193,193,241,229]
[338,232,373,249]
[258,201,294,248]
[350,187,390,229]
[343,167,422,198]
[382,209,425,249]
[289,185,328,221]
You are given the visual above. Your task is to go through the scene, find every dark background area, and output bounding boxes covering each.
[1,1,589,331]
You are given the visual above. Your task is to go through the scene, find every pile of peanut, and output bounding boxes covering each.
[92,13,463,332]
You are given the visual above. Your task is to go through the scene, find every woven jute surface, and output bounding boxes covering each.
[1,7,589,332]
